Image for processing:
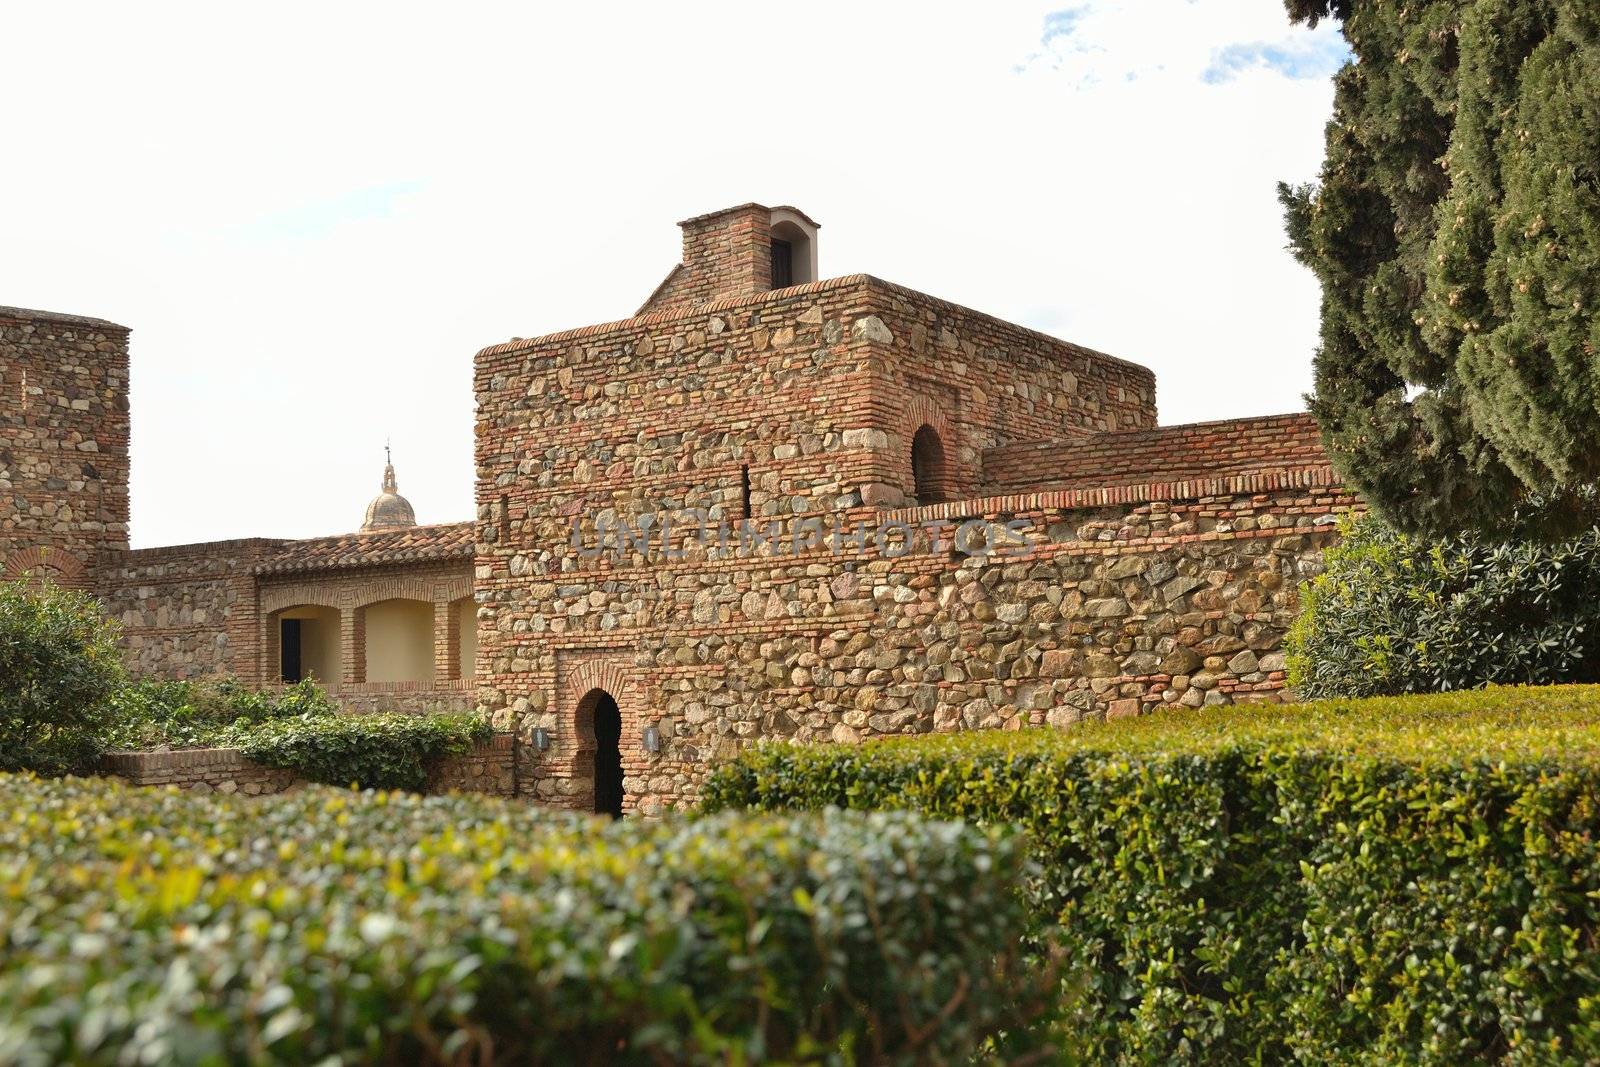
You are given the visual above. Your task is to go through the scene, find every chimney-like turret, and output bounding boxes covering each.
[637,203,819,314]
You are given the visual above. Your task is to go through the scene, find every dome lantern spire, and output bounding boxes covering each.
[382,441,398,493]
[361,442,417,532]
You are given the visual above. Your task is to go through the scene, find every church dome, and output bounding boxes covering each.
[361,448,417,532]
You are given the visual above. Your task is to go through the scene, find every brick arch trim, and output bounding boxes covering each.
[552,650,647,814]
[564,658,630,710]
[564,658,635,751]
[350,575,469,609]
[902,395,953,443]
[259,575,471,615]
[2,546,90,590]
[260,585,346,615]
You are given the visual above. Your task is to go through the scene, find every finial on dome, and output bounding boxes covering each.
[362,441,417,532]
[382,441,398,493]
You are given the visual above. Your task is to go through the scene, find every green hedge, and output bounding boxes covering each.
[238,710,491,791]
[0,775,1045,1065]
[1287,516,1600,698]
[704,685,1600,1065]
[101,677,489,791]
[101,676,341,751]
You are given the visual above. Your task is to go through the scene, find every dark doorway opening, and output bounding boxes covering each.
[771,239,794,289]
[280,618,303,682]
[912,424,948,506]
[592,692,623,818]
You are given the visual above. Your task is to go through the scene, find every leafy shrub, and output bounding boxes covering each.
[0,776,1044,1065]
[102,676,340,750]
[101,675,487,792]
[238,711,492,791]
[1287,516,1600,698]
[705,685,1600,1065]
[0,580,125,775]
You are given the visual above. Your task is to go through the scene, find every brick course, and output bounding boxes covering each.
[982,412,1328,492]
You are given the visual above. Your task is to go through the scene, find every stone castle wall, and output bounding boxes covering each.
[8,208,1354,822]
[101,538,476,714]
[102,539,285,682]
[475,275,1155,548]
[0,307,130,590]
[492,477,1356,813]
[474,274,1342,814]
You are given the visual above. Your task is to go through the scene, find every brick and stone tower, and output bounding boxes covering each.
[472,203,1166,813]
[0,306,131,590]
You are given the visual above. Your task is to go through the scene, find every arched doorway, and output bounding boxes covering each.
[579,688,624,818]
[912,424,948,506]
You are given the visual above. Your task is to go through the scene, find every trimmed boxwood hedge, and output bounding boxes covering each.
[704,685,1600,1065]
[0,774,1045,1065]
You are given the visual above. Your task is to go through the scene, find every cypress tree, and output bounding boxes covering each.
[1282,1,1600,536]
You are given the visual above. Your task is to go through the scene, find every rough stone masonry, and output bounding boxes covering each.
[474,204,1361,813]
[2,204,1361,815]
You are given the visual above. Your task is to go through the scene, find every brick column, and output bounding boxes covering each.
[341,606,366,688]
[434,599,457,681]
[261,611,280,686]
[230,574,262,686]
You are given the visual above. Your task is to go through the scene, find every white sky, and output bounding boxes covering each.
[0,1,1346,548]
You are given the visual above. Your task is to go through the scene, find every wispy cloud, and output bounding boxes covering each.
[1202,36,1351,84]
[234,181,426,242]
[1040,6,1089,47]
[0,0,1343,545]
[1020,2,1350,89]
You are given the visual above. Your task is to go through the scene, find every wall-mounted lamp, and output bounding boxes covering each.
[642,724,662,754]
[531,727,551,752]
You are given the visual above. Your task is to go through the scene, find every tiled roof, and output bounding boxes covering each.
[254,521,474,576]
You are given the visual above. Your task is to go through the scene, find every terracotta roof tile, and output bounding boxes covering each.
[254,521,474,576]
